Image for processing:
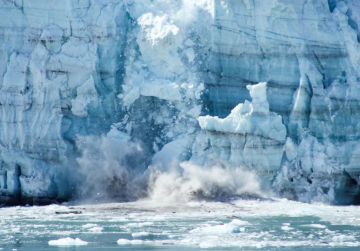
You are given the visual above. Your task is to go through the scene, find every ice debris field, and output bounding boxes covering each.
[1,199,360,250]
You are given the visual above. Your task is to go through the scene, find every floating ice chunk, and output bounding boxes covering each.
[230,219,251,226]
[132,232,150,237]
[117,239,131,245]
[48,237,88,246]
[281,226,294,231]
[82,223,98,228]
[89,227,103,232]
[190,223,240,234]
[117,239,143,245]
[281,223,294,231]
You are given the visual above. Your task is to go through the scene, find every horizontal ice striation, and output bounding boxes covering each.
[207,0,357,118]
[0,0,129,204]
[202,0,360,204]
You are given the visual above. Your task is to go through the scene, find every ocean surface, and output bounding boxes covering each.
[1,198,360,251]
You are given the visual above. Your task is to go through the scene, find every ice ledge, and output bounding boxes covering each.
[198,83,286,143]
[198,83,286,174]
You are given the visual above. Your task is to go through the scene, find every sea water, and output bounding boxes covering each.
[0,198,360,251]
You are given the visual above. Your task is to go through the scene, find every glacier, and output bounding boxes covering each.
[0,0,360,205]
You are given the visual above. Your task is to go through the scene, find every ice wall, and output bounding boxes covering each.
[0,0,213,205]
[203,0,360,204]
[0,0,130,204]
[0,0,360,205]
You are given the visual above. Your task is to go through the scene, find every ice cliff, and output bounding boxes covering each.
[0,0,360,205]
[204,0,360,204]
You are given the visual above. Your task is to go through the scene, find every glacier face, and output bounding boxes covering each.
[0,0,360,205]
[0,0,130,204]
[0,0,212,205]
[205,0,360,204]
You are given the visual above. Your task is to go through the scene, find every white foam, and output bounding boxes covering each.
[82,223,98,228]
[48,237,88,246]
[89,227,103,232]
[281,226,294,231]
[230,219,251,226]
[308,224,326,228]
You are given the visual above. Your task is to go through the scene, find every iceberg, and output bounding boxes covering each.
[48,237,88,246]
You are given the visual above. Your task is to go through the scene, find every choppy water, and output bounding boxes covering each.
[1,198,360,251]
